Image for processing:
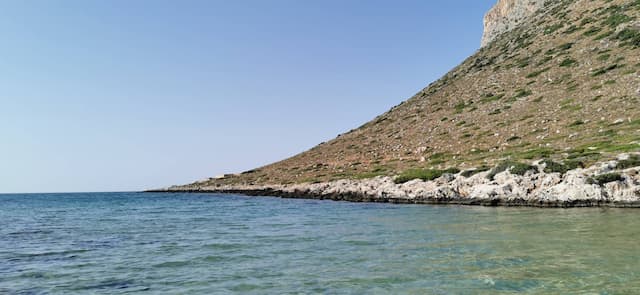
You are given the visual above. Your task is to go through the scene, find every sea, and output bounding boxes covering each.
[2,192,640,294]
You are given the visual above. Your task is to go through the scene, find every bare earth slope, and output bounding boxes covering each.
[168,0,640,200]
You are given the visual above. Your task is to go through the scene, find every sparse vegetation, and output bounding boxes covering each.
[563,25,581,34]
[559,58,577,67]
[394,168,460,184]
[537,55,553,65]
[598,53,611,61]
[487,161,538,180]
[583,26,603,36]
[602,13,633,28]
[569,120,585,127]
[544,23,564,34]
[480,93,505,103]
[614,28,640,47]
[588,173,624,186]
[558,42,574,51]
[461,166,491,177]
[515,89,533,98]
[541,159,583,174]
[454,101,472,113]
[616,155,640,169]
[594,30,614,40]
[527,67,550,78]
[519,148,554,160]
[592,64,623,76]
[507,136,522,142]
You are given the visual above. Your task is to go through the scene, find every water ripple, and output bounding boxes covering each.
[2,192,640,293]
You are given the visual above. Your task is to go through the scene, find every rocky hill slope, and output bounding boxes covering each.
[167,0,640,201]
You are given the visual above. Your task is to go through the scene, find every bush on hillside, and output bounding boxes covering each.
[587,173,624,185]
[487,161,538,180]
[394,168,460,184]
[616,155,640,169]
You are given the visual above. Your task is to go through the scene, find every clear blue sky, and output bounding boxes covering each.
[0,0,495,193]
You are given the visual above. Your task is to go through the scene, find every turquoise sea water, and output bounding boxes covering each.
[2,192,640,294]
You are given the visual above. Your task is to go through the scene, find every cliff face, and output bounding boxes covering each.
[482,0,547,47]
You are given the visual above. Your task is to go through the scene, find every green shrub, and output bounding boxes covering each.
[563,25,581,34]
[537,55,553,65]
[507,136,522,142]
[592,64,623,76]
[510,162,538,175]
[542,160,568,174]
[515,89,533,98]
[544,23,563,35]
[594,30,614,40]
[519,147,554,159]
[394,168,460,184]
[454,101,468,113]
[564,160,585,170]
[569,120,584,127]
[616,155,640,169]
[541,159,582,174]
[580,17,595,26]
[588,173,624,185]
[526,67,550,78]
[598,54,611,61]
[516,57,531,68]
[487,161,538,180]
[442,167,461,174]
[480,93,505,103]
[603,13,633,28]
[461,166,491,178]
[558,42,574,51]
[615,28,640,47]
[559,58,577,67]
[583,26,603,36]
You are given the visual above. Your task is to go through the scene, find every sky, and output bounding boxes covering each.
[0,0,496,193]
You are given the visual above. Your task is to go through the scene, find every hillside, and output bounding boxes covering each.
[179,0,640,189]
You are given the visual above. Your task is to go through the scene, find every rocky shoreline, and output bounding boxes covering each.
[149,154,640,208]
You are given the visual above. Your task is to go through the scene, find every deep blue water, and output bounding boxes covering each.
[2,192,640,294]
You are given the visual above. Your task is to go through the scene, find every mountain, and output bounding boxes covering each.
[169,0,640,197]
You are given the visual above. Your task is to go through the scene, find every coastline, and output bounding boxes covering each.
[149,155,640,208]
[147,187,640,208]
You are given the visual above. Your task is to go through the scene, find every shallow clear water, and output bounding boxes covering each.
[2,192,640,294]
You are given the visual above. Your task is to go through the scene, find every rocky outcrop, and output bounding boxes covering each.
[152,154,640,208]
[482,0,547,47]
